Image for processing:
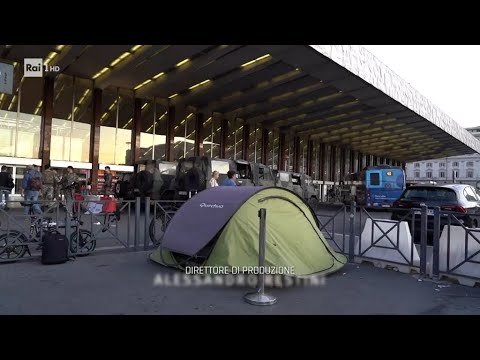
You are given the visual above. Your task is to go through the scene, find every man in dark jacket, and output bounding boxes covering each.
[0,166,14,210]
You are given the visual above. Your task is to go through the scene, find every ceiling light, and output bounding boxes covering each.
[241,54,271,67]
[168,93,178,99]
[134,79,152,90]
[175,58,190,67]
[92,67,109,80]
[153,72,165,79]
[188,79,211,90]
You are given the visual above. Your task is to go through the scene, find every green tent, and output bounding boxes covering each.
[150,186,346,277]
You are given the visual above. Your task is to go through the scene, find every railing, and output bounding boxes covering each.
[315,202,480,285]
[0,197,184,264]
[5,194,480,287]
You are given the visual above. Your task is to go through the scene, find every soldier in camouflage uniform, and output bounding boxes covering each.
[103,166,113,196]
[60,166,79,217]
[53,172,62,202]
[41,164,56,208]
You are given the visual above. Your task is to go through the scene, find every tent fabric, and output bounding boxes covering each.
[150,187,346,277]
[161,186,264,256]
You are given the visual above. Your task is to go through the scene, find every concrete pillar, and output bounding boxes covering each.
[293,136,301,173]
[40,77,54,169]
[194,113,205,156]
[165,106,175,161]
[89,88,102,195]
[241,123,249,160]
[307,139,314,176]
[278,132,287,171]
[220,118,228,159]
[318,143,326,181]
[261,128,269,165]
[330,145,337,182]
[339,148,346,180]
[131,98,142,164]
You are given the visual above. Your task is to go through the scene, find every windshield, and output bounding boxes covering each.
[212,160,230,174]
[159,163,177,175]
[279,172,290,182]
[402,187,457,201]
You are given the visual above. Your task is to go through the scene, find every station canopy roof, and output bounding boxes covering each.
[2,44,479,162]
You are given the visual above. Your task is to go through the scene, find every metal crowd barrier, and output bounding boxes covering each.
[314,201,480,285]
[0,197,186,264]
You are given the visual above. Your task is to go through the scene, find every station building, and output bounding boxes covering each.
[1,45,479,198]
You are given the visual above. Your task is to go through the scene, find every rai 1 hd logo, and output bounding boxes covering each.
[24,58,60,77]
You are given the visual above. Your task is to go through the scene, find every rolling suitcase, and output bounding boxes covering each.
[41,232,69,265]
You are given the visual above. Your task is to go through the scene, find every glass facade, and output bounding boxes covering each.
[185,113,195,159]
[139,100,168,161]
[51,75,92,162]
[225,119,235,160]
[0,63,43,159]
[203,114,221,159]
[248,125,262,163]
[99,89,134,165]
[0,70,324,184]
[234,122,243,160]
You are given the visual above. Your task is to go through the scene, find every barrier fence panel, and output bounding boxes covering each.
[4,193,480,287]
[431,209,480,286]
[0,200,63,263]
[149,200,186,247]
[355,206,421,272]
[316,203,348,254]
[0,197,143,264]
[71,197,137,254]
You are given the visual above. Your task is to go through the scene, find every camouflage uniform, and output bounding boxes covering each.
[53,173,62,201]
[61,172,79,216]
[41,168,56,206]
[104,172,113,196]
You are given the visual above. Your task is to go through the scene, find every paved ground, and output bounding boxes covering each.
[1,250,480,315]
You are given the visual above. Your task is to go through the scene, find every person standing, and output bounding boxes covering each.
[0,166,14,210]
[41,163,56,208]
[104,166,113,196]
[221,171,237,186]
[60,166,79,217]
[210,171,220,187]
[22,165,43,215]
[53,171,62,202]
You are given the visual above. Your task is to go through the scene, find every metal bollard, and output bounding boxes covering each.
[65,214,73,256]
[349,201,356,262]
[134,197,141,251]
[244,208,277,306]
[420,205,428,277]
[432,206,441,279]
[144,197,150,251]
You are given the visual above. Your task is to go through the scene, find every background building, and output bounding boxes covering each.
[406,127,480,187]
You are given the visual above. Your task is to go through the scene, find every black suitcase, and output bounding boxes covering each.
[41,232,69,265]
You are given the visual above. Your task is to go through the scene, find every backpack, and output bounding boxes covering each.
[30,176,42,191]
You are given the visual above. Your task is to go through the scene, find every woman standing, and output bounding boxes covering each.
[210,171,220,187]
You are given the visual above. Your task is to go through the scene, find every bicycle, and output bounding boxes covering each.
[0,202,57,261]
[149,201,183,246]
[0,202,96,262]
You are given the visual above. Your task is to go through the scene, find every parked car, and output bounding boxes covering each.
[391,184,480,242]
